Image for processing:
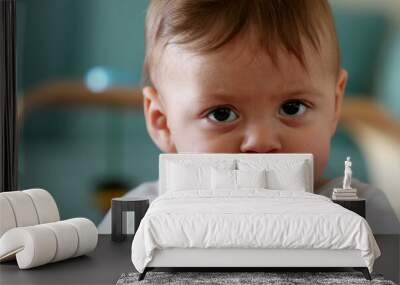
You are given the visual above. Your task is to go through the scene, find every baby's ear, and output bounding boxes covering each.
[142,86,176,152]
[331,69,348,135]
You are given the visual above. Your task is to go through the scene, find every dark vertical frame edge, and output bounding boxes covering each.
[0,0,17,192]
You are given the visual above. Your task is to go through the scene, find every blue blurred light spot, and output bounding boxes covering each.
[85,67,110,92]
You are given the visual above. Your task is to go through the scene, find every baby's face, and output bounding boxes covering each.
[144,36,347,185]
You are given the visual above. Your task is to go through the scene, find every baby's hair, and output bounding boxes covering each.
[142,0,340,86]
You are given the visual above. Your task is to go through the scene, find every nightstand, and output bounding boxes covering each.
[332,199,366,218]
[111,197,149,242]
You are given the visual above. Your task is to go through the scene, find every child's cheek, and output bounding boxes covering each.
[174,131,241,153]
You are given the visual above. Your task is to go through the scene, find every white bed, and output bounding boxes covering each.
[131,154,380,280]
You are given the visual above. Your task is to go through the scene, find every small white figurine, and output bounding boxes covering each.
[342,156,352,190]
[332,156,358,200]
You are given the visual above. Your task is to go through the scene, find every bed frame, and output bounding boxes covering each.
[140,248,371,280]
[139,154,371,281]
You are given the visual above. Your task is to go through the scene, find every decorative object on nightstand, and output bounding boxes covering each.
[111,197,149,242]
[332,199,366,218]
[332,156,358,200]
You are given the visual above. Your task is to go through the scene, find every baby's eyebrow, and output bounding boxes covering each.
[280,87,323,99]
[194,92,246,103]
[195,87,323,104]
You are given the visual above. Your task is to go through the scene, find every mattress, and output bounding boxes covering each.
[131,190,380,273]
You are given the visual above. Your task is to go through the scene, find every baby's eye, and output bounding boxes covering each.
[207,107,238,123]
[279,100,308,117]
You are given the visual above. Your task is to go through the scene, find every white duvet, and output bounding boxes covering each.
[131,190,380,273]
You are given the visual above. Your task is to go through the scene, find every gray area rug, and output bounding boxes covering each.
[116,271,396,285]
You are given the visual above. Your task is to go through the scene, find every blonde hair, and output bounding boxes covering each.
[143,0,340,86]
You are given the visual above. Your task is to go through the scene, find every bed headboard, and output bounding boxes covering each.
[159,153,314,194]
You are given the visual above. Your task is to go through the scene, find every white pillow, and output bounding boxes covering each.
[167,163,209,191]
[238,160,309,192]
[267,166,307,191]
[236,169,267,189]
[167,160,236,191]
[211,168,236,190]
[211,169,268,190]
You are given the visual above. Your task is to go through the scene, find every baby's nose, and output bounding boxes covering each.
[240,126,282,153]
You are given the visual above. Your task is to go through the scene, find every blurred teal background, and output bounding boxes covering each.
[16,0,400,224]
